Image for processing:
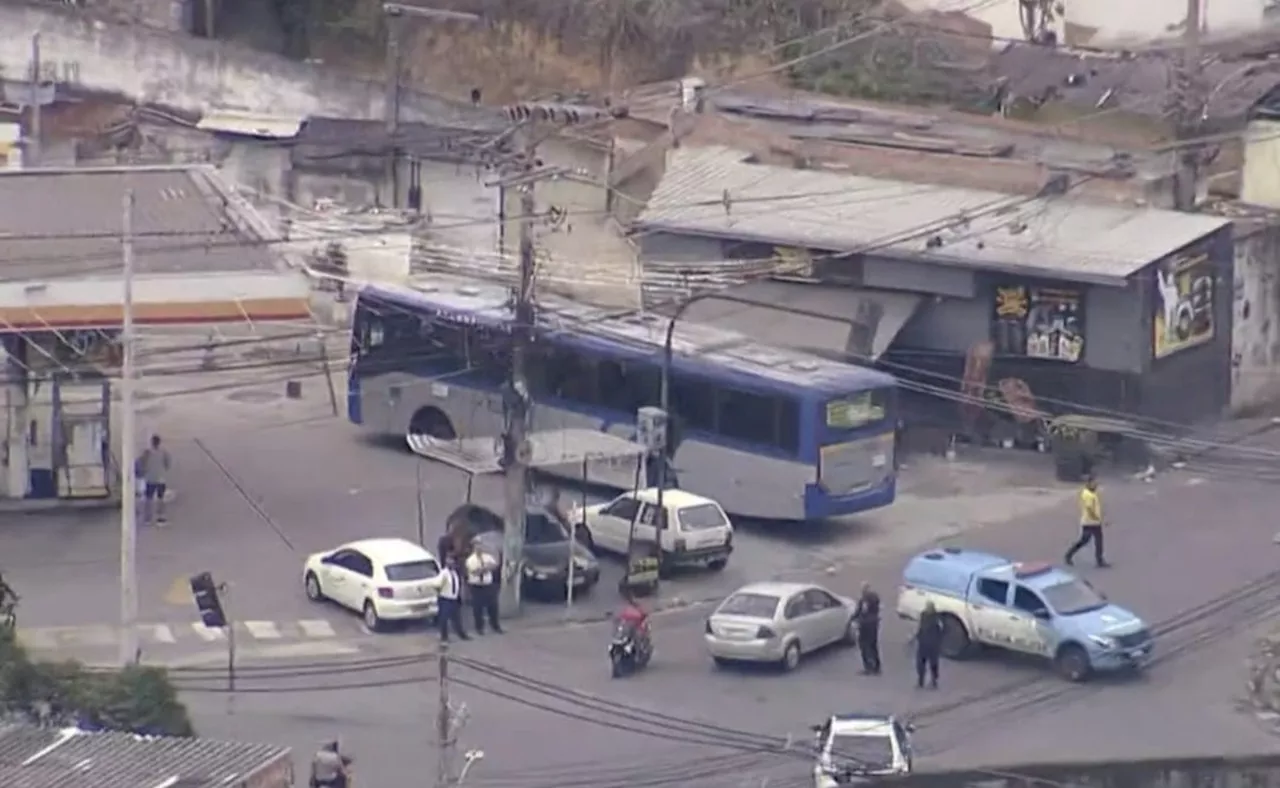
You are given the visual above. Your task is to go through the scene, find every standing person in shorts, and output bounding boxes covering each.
[139,434,171,526]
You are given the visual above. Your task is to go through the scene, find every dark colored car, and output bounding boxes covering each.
[445,503,600,600]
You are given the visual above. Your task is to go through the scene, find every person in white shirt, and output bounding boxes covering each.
[429,556,469,642]
[465,541,502,635]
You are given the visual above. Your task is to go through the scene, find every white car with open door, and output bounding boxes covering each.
[570,488,734,571]
[303,537,441,631]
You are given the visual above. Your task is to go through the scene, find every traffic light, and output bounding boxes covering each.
[189,572,227,628]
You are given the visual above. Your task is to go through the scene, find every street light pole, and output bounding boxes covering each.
[380,3,479,208]
[118,189,138,667]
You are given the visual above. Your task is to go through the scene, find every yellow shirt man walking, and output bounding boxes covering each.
[1064,476,1110,568]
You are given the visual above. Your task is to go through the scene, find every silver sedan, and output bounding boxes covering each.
[704,581,858,671]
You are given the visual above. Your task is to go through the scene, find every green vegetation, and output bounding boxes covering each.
[0,572,194,735]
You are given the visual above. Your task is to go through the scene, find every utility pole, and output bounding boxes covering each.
[1173,0,1203,210]
[381,3,479,209]
[498,133,537,618]
[27,34,40,168]
[436,641,454,788]
[118,189,138,666]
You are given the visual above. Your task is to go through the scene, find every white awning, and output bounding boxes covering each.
[679,281,922,361]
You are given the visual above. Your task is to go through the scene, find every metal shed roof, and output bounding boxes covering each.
[197,109,304,139]
[633,146,1231,286]
[0,724,291,788]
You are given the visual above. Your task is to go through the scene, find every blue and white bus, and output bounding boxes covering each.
[347,277,899,520]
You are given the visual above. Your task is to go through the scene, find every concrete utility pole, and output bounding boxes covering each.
[381,3,479,209]
[498,133,538,618]
[1173,0,1203,210]
[118,189,138,666]
[436,641,454,788]
[27,34,40,168]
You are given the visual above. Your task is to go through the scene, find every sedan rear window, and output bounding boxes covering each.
[678,503,728,531]
[384,560,439,582]
[718,592,780,619]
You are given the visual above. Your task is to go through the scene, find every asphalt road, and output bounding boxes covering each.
[8,365,1280,786]
[180,442,1280,787]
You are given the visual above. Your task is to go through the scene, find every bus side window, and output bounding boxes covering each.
[670,375,716,432]
[598,360,660,413]
[544,348,599,405]
[777,398,799,453]
[718,389,780,447]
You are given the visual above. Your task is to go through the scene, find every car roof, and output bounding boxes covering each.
[830,717,895,737]
[729,581,816,599]
[628,488,721,509]
[343,538,435,564]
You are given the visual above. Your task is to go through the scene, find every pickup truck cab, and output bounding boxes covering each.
[570,488,733,571]
[895,547,1153,682]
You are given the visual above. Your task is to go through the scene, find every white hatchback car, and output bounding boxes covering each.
[303,538,441,631]
[570,488,734,571]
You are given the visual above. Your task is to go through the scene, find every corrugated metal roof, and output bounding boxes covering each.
[197,110,304,139]
[0,724,291,788]
[634,146,1231,286]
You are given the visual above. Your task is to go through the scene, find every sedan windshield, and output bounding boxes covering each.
[718,593,780,619]
[385,560,439,582]
[828,734,895,772]
[678,504,728,530]
[1042,579,1105,615]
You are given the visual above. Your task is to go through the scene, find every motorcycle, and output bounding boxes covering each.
[609,622,651,678]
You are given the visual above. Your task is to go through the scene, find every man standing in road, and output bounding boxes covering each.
[465,540,502,635]
[854,582,881,675]
[138,434,171,527]
[914,600,944,689]
[1065,476,1109,568]
[430,556,469,642]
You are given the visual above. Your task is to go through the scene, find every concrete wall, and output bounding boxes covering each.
[1231,221,1280,413]
[895,752,1280,788]
[0,1,482,123]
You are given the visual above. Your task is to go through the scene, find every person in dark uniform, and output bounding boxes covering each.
[854,582,881,675]
[914,600,944,689]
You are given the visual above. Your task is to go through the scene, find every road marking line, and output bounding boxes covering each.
[148,624,177,644]
[192,622,227,641]
[243,621,283,640]
[298,619,337,638]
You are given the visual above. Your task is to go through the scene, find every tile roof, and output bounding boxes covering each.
[295,115,508,163]
[0,724,291,788]
[634,146,1230,285]
[0,166,282,281]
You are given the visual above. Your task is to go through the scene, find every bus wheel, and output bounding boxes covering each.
[408,407,456,441]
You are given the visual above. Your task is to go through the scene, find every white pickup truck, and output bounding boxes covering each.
[895,547,1153,682]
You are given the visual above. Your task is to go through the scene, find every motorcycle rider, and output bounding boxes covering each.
[309,741,351,788]
[616,591,651,645]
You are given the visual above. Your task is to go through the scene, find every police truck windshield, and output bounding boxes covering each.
[1042,579,1106,615]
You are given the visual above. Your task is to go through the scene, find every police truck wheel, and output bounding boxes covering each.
[939,615,972,659]
[1055,644,1091,682]
[362,601,383,632]
[781,642,802,672]
[304,572,324,602]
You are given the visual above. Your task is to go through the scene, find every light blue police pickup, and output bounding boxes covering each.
[895,547,1153,682]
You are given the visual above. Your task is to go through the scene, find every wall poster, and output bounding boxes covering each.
[991,282,1085,363]
[1152,250,1214,359]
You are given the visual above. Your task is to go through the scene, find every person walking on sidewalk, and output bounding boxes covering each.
[139,435,171,526]
[1065,476,1109,568]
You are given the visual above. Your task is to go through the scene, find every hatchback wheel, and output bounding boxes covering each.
[781,642,802,672]
[363,601,383,632]
[304,572,324,602]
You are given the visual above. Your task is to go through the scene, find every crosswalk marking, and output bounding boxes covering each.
[243,620,282,640]
[192,623,227,641]
[298,619,337,638]
[17,618,362,653]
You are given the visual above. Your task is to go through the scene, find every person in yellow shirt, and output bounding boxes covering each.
[1064,476,1109,568]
